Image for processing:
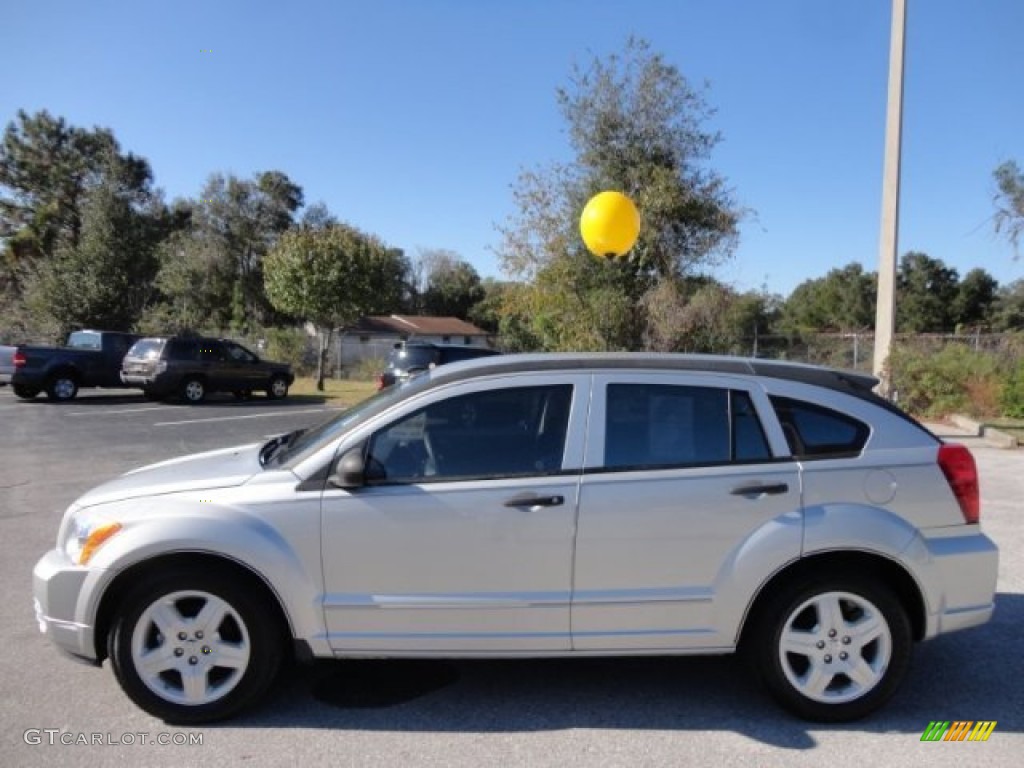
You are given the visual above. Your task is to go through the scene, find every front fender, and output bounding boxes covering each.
[76,499,324,649]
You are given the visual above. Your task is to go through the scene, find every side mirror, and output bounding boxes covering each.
[329,448,366,489]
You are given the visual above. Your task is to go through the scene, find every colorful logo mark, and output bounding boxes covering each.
[921,721,996,742]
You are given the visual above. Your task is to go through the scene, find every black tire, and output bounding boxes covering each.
[13,384,39,400]
[107,566,284,724]
[744,574,912,722]
[266,375,289,400]
[45,372,79,402]
[180,377,206,404]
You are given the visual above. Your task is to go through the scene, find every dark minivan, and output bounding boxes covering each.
[121,336,294,403]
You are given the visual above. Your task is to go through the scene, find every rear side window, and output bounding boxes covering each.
[770,396,869,459]
[389,345,438,372]
[127,339,164,360]
[166,339,199,361]
[602,385,773,470]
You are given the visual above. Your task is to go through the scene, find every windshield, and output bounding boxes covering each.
[272,374,432,467]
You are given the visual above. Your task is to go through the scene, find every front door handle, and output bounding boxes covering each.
[503,494,565,509]
[730,482,789,497]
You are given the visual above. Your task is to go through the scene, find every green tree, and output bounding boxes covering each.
[468,278,517,335]
[24,176,168,335]
[896,252,959,333]
[953,268,998,330]
[496,37,740,351]
[780,263,876,334]
[416,249,484,319]
[993,160,1024,254]
[1,110,158,329]
[264,223,405,390]
[991,278,1024,331]
[150,171,304,333]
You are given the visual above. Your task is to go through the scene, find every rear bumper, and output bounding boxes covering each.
[912,530,999,639]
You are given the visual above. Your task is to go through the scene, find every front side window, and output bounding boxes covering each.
[225,342,257,362]
[366,385,573,483]
[603,385,772,470]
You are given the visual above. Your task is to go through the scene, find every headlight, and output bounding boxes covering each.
[64,513,123,566]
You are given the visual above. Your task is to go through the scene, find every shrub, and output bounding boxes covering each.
[262,326,315,376]
[888,342,1004,418]
[1001,359,1024,418]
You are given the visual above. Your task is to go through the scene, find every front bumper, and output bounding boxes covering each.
[33,549,102,662]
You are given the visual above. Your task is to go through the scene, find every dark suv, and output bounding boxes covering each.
[377,341,501,389]
[121,336,294,403]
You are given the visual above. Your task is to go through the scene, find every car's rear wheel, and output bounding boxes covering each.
[746,576,911,722]
[180,377,206,404]
[13,384,39,400]
[266,375,289,400]
[107,568,283,724]
[46,373,79,402]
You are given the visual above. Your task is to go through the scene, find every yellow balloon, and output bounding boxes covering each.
[580,191,640,259]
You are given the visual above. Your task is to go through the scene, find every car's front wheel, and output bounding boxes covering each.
[747,576,912,722]
[108,568,284,724]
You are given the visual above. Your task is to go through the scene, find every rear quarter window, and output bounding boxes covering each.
[770,396,869,459]
[126,339,164,360]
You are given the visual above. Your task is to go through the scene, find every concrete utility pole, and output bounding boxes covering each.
[873,0,907,395]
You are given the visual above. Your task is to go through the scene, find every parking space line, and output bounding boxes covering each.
[154,408,337,426]
[67,405,182,416]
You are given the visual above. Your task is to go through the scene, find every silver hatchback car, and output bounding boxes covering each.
[33,353,998,724]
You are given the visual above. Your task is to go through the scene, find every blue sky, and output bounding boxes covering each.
[2,0,1022,297]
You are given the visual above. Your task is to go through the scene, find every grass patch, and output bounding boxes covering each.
[290,377,377,406]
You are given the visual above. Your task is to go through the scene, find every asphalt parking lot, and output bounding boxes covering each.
[0,386,1021,767]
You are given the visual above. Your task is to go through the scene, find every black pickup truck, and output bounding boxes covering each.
[6,330,139,402]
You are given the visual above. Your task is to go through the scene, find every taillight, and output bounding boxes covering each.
[13,351,26,367]
[375,373,386,390]
[937,443,980,524]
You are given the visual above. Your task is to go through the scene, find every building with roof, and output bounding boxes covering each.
[336,315,494,370]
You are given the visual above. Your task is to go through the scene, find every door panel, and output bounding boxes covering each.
[572,374,802,651]
[320,375,590,653]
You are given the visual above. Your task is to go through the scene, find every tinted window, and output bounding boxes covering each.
[225,342,257,362]
[367,385,573,482]
[127,339,164,360]
[167,339,198,361]
[440,347,498,364]
[388,346,438,373]
[770,396,869,458]
[605,384,730,469]
[198,341,225,362]
[732,390,772,461]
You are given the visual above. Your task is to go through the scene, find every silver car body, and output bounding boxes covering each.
[34,354,998,668]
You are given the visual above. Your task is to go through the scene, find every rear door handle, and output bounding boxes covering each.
[730,482,789,497]
[503,494,565,509]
